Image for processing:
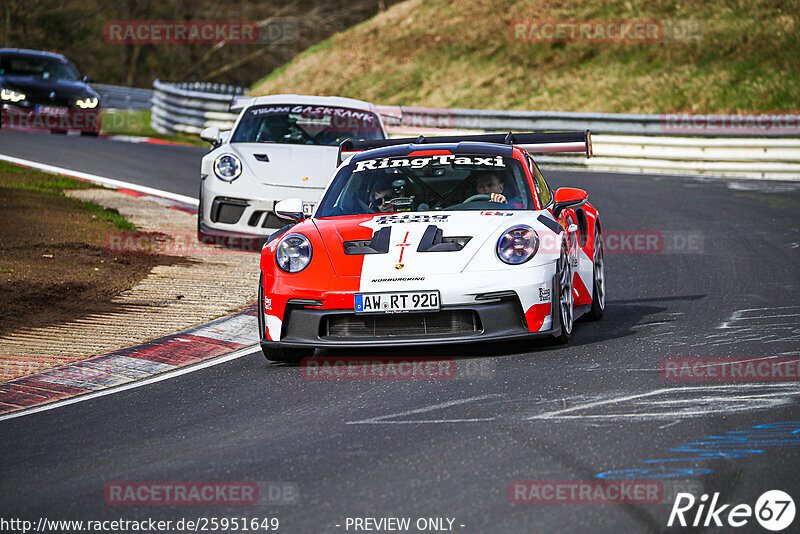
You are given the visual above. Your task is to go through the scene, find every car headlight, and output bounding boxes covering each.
[0,88,25,102]
[213,154,242,182]
[75,96,99,109]
[276,234,312,273]
[496,225,539,265]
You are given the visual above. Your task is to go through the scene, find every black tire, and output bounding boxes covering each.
[51,130,67,134]
[587,230,605,321]
[261,346,314,363]
[555,242,574,344]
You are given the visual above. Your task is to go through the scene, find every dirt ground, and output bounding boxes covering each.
[0,168,181,336]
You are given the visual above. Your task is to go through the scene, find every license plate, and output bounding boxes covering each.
[355,291,440,314]
[302,203,315,217]
[36,106,68,115]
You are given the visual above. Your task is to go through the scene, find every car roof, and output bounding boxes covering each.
[246,94,377,112]
[350,142,516,163]
[0,48,69,61]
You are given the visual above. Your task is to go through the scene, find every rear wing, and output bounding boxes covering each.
[337,130,592,166]
[229,96,255,113]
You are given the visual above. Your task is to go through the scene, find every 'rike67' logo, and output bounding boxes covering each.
[668,490,795,531]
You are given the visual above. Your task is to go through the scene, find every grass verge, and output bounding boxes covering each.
[251,0,799,113]
[100,110,207,146]
[0,162,180,336]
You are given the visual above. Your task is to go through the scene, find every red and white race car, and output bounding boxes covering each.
[257,132,604,362]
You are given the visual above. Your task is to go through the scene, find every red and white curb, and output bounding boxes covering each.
[0,305,259,418]
[102,134,196,146]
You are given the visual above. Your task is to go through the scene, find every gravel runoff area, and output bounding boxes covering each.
[0,189,260,381]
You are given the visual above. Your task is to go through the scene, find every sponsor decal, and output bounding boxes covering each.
[374,214,450,225]
[248,105,376,125]
[354,154,505,172]
[395,231,411,263]
[263,295,272,311]
[538,287,551,302]
[480,210,515,216]
[370,277,425,283]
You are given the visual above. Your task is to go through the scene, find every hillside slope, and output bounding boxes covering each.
[251,0,799,113]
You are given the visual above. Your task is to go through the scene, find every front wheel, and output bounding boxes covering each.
[555,243,574,344]
[262,346,314,363]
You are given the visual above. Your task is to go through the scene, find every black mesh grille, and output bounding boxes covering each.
[323,310,481,338]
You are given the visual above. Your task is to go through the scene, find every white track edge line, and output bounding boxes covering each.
[0,153,199,207]
[0,344,259,423]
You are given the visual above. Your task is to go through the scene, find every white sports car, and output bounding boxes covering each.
[198,95,388,242]
[257,131,604,362]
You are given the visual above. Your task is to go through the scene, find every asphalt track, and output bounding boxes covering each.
[1,130,799,533]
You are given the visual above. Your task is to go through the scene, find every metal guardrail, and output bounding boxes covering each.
[150,80,799,180]
[150,79,245,135]
[92,84,153,110]
[378,106,800,139]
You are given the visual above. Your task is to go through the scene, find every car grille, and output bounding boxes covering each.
[322,310,481,339]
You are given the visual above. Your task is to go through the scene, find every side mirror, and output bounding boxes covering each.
[275,198,304,223]
[81,74,94,83]
[552,187,588,218]
[200,126,220,145]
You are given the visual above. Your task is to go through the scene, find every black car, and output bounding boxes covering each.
[0,48,101,135]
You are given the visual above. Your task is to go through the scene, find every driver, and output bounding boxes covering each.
[369,177,397,213]
[475,171,508,204]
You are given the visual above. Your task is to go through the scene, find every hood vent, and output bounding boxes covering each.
[417,225,471,252]
[343,226,391,255]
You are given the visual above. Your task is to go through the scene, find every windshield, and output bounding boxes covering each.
[315,153,534,217]
[0,55,81,81]
[230,104,384,145]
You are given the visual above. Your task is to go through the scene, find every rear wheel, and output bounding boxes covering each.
[588,231,605,320]
[261,346,314,363]
[555,243,574,344]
